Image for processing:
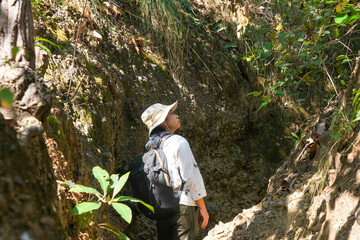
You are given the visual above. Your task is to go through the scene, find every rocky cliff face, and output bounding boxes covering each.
[204,57,360,240]
[0,0,320,239]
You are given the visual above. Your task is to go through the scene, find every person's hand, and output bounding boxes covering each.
[199,207,209,229]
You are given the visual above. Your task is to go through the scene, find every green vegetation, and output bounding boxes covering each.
[0,88,14,108]
[244,0,359,114]
[65,166,153,240]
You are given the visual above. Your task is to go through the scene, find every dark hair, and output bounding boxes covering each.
[150,125,167,135]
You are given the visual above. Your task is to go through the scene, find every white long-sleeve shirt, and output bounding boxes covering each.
[162,134,207,206]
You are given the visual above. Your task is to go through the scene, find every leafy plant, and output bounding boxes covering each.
[65,166,153,239]
[245,0,360,112]
[291,131,306,146]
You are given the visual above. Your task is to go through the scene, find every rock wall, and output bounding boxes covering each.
[0,0,298,239]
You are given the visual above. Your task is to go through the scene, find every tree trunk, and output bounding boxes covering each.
[0,0,52,122]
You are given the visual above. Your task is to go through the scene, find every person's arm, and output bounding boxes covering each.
[195,197,209,229]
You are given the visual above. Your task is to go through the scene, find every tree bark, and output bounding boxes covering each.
[0,0,52,122]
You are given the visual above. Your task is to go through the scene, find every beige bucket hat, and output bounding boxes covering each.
[141,101,178,136]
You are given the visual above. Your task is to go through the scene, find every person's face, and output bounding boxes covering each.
[163,110,180,133]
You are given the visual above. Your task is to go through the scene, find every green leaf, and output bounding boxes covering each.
[69,184,102,196]
[93,166,110,195]
[264,42,273,51]
[334,13,348,24]
[352,115,360,122]
[12,46,20,59]
[257,102,269,112]
[248,91,262,97]
[348,15,360,25]
[112,203,132,224]
[291,132,299,139]
[115,196,154,212]
[296,98,305,102]
[288,91,300,96]
[35,44,52,56]
[271,82,284,90]
[111,172,130,199]
[278,33,286,41]
[99,223,130,240]
[64,181,76,188]
[274,90,285,97]
[70,201,101,216]
[0,88,14,107]
[213,19,222,29]
[260,52,271,59]
[35,38,61,49]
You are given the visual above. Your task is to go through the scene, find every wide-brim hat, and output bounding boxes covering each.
[141,101,178,136]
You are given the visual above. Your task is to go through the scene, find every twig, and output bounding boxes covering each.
[190,46,223,91]
[321,58,339,97]
[322,58,354,131]
[336,39,352,52]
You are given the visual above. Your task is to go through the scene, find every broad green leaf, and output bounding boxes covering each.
[0,88,14,108]
[112,203,132,224]
[116,196,154,212]
[278,33,286,41]
[70,201,101,216]
[248,91,262,97]
[264,42,273,51]
[334,13,348,24]
[112,172,130,199]
[69,184,102,196]
[64,181,76,188]
[93,166,110,195]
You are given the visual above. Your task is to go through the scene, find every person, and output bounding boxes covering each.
[141,101,209,240]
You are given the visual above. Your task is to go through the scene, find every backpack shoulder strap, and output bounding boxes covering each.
[153,149,171,187]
